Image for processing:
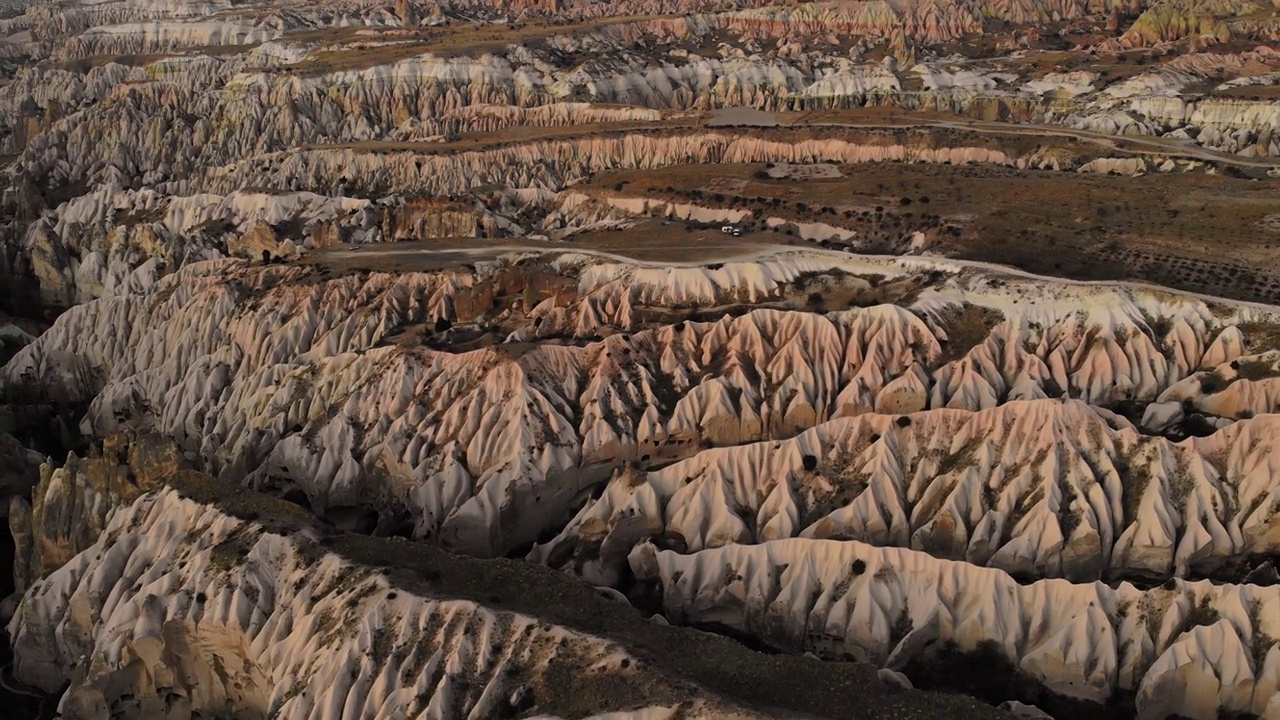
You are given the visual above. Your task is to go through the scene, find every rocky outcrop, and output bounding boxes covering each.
[8,433,182,593]
[8,1,1280,717]
[1118,5,1233,47]
[1144,347,1280,429]
[11,487,699,718]
[12,127,1021,304]
[0,430,41,513]
[630,537,1280,717]
[10,478,1003,720]
[536,398,1280,586]
[7,9,1280,307]
[5,253,1278,559]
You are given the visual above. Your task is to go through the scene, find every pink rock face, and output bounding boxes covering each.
[7,0,1280,716]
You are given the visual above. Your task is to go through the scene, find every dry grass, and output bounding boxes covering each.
[1004,48,1163,84]
[778,107,968,127]
[1212,84,1280,100]
[935,304,1005,365]
[56,53,174,72]
[306,226,799,274]
[284,109,1280,303]
[1239,321,1280,352]
[583,153,1280,303]
[55,43,256,72]
[304,118,684,154]
[285,15,674,74]
[559,221,800,262]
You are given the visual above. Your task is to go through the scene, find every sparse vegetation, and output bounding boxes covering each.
[935,305,1005,366]
[1183,593,1221,631]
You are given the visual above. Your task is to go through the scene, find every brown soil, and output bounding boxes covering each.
[581,158,1280,304]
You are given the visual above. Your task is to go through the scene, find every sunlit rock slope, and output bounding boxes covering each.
[10,472,1003,720]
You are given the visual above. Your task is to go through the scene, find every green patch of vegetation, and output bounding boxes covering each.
[1183,593,1221,631]
[1005,485,1045,542]
[112,203,170,227]
[889,606,914,649]
[1233,357,1280,382]
[1142,314,1173,348]
[208,526,262,576]
[1197,355,1280,396]
[1247,599,1276,673]
[1168,454,1197,512]
[313,607,345,648]
[1142,596,1169,644]
[937,435,984,478]
[934,304,1005,366]
[1239,321,1280,353]
[1057,481,1080,540]
[1113,325,1131,349]
[1116,444,1154,529]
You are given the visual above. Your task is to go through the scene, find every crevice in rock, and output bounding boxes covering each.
[900,640,1134,719]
